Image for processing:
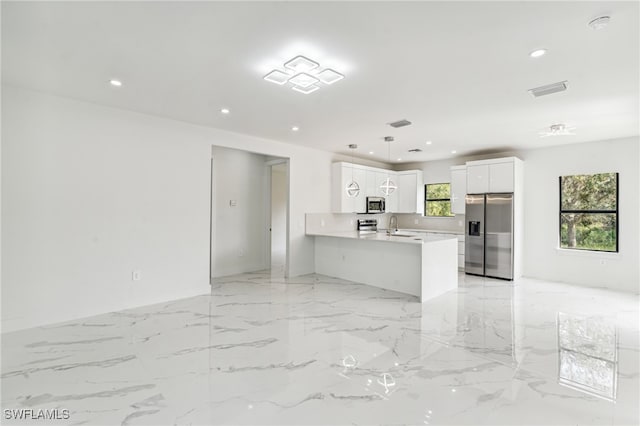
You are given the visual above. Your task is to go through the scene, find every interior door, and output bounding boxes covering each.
[464,194,485,275]
[485,193,514,280]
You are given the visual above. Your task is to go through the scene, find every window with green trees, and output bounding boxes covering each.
[425,183,454,217]
[559,172,618,252]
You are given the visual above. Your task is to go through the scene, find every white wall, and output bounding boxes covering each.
[271,164,287,266]
[210,147,269,277]
[396,137,640,293]
[519,137,638,293]
[1,86,333,332]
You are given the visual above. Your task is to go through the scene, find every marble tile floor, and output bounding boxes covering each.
[1,271,638,425]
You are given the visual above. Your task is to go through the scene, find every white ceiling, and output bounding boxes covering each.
[2,1,638,163]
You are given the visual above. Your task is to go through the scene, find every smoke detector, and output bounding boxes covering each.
[388,119,412,128]
[528,81,568,97]
[539,123,576,138]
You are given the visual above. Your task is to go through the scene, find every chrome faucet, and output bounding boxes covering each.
[388,215,398,235]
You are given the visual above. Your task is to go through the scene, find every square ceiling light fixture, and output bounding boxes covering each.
[263,55,345,94]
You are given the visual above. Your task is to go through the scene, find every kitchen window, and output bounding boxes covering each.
[425,183,454,217]
[559,172,618,252]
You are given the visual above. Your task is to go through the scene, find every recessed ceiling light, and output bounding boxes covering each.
[109,79,122,87]
[220,108,230,114]
[425,141,432,145]
[369,151,374,155]
[588,16,611,30]
[397,158,402,161]
[291,126,299,132]
[451,150,457,154]
[529,49,547,58]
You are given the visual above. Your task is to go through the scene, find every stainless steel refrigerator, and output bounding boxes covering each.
[465,193,514,280]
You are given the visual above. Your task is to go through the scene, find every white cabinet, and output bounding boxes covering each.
[397,170,424,214]
[466,158,515,193]
[466,164,489,193]
[488,161,514,192]
[365,170,378,198]
[332,163,366,213]
[332,163,423,214]
[450,165,466,214]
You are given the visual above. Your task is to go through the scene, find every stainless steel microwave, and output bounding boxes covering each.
[366,197,385,214]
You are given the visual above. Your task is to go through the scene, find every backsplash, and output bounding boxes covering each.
[306,213,391,234]
[306,212,464,234]
[396,213,465,233]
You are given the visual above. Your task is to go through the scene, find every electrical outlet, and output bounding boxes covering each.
[132,270,142,281]
[342,254,346,261]
[229,200,237,207]
[600,259,607,266]
[458,220,463,227]
[321,219,325,227]
[414,219,419,225]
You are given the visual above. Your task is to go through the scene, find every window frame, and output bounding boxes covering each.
[424,182,454,217]
[558,173,619,253]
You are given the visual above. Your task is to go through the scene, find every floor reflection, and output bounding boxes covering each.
[557,312,618,401]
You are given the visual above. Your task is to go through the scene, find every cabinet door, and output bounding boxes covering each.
[352,167,366,213]
[466,164,489,194]
[339,165,366,213]
[397,171,423,213]
[376,171,398,212]
[365,170,378,198]
[450,167,467,214]
[489,162,514,192]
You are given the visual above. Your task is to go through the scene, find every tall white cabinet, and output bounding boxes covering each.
[464,157,524,279]
[450,165,467,215]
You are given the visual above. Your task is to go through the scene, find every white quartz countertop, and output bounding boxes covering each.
[394,228,465,235]
[306,230,458,244]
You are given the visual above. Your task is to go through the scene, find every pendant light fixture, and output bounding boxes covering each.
[346,144,360,198]
[380,137,397,196]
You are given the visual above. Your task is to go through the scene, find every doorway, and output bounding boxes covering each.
[265,160,289,276]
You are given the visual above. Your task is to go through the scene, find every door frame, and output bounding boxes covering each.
[264,159,290,277]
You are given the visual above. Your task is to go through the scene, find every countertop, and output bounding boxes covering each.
[393,228,465,236]
[306,230,458,245]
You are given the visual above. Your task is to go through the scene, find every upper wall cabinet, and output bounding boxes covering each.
[397,170,424,214]
[450,165,467,214]
[331,163,423,214]
[466,157,521,193]
[332,163,367,213]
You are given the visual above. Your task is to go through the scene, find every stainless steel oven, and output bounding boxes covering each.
[366,197,385,214]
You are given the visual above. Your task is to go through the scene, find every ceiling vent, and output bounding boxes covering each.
[528,81,568,97]
[408,148,423,153]
[388,119,412,128]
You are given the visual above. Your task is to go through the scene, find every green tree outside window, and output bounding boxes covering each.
[425,183,454,217]
[559,173,618,252]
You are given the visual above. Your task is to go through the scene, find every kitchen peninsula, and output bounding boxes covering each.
[306,226,458,302]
